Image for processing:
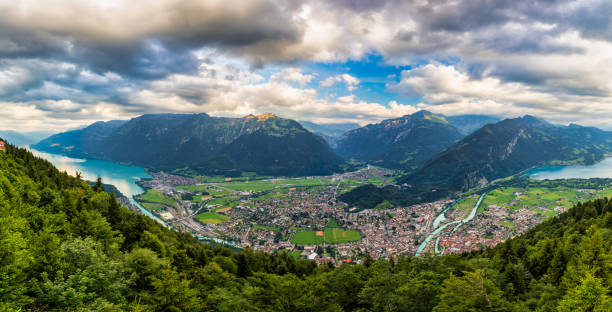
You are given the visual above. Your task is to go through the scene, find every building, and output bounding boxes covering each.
[0,140,5,152]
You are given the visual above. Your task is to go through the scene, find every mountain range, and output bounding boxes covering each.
[33,113,344,177]
[399,115,612,194]
[335,111,495,170]
[341,115,612,208]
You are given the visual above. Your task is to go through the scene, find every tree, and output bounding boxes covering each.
[557,274,612,312]
[148,268,202,312]
[434,270,511,312]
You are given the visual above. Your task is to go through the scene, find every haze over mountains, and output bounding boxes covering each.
[298,121,360,147]
[0,130,53,147]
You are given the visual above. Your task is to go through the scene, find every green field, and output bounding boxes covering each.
[195,212,229,224]
[207,197,240,211]
[291,230,324,245]
[141,202,164,211]
[136,189,176,207]
[291,228,361,245]
[455,195,479,210]
[324,228,361,244]
[177,185,232,196]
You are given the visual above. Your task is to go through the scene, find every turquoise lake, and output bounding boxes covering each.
[29,148,151,197]
[527,157,612,180]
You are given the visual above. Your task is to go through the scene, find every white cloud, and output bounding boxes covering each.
[390,63,612,128]
[128,60,414,126]
[320,74,360,91]
[270,67,313,87]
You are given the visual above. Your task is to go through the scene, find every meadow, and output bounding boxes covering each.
[135,189,176,210]
[195,212,229,224]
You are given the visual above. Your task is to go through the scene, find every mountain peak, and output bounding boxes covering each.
[411,110,448,123]
[245,113,279,122]
[519,115,552,127]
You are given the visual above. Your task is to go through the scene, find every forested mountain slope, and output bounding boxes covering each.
[33,113,344,176]
[398,115,612,197]
[335,111,464,170]
[2,141,611,311]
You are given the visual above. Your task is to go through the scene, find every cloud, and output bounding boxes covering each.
[321,74,360,91]
[270,67,314,87]
[1,0,612,131]
[389,63,612,128]
[128,60,414,125]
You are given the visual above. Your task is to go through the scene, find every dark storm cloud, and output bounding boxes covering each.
[331,0,388,11]
[0,0,304,79]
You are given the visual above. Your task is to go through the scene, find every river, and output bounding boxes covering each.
[415,192,487,256]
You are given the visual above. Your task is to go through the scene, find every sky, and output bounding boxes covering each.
[1,0,612,132]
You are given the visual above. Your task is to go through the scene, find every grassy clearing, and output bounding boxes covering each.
[195,212,229,224]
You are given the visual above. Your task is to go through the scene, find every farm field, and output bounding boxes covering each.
[136,189,176,207]
[195,212,229,224]
[454,195,479,210]
[481,186,602,212]
[207,197,240,211]
[141,202,164,211]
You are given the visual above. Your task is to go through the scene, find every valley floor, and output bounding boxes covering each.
[131,168,612,263]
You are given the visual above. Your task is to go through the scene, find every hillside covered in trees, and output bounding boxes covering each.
[2,143,611,311]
